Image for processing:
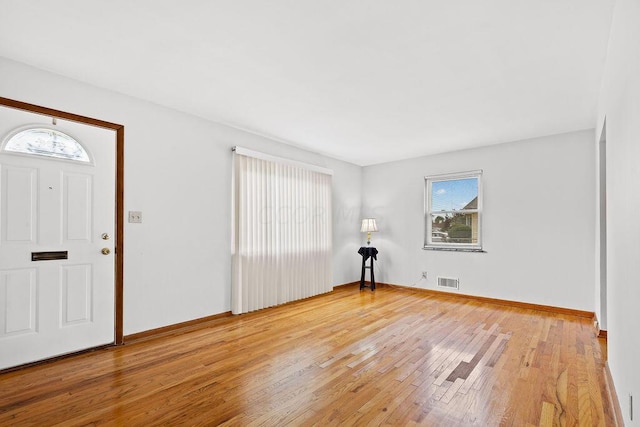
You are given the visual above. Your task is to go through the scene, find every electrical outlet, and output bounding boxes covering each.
[128,211,142,223]
[421,271,428,279]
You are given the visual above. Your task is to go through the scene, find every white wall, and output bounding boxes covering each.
[597,0,640,424]
[361,130,596,311]
[0,57,362,335]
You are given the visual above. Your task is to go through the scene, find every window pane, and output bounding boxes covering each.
[431,213,478,244]
[431,178,478,212]
[4,128,90,162]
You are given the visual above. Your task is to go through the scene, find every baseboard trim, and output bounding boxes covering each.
[123,281,594,344]
[124,283,362,343]
[375,282,595,318]
[333,281,360,289]
[124,311,232,344]
[604,362,624,426]
[126,283,368,343]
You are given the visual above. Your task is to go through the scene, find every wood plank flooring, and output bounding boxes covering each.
[0,285,615,426]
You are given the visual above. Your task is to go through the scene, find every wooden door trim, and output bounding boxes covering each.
[0,96,125,345]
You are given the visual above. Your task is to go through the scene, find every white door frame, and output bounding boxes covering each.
[0,96,124,349]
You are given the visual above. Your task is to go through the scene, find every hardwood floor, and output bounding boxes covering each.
[0,285,614,426]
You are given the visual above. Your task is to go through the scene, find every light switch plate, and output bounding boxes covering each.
[128,211,142,223]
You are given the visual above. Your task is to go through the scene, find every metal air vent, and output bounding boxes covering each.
[437,277,459,289]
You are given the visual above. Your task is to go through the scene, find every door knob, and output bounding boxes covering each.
[101,248,111,255]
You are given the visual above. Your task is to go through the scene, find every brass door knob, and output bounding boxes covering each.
[101,248,111,255]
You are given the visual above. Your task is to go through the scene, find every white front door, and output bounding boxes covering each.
[0,107,115,370]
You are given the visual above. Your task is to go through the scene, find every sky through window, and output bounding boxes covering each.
[431,177,478,211]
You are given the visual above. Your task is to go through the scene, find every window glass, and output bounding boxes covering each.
[432,178,478,211]
[3,128,90,162]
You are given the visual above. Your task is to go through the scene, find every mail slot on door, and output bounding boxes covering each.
[31,251,68,261]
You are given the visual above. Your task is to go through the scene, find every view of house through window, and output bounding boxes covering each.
[425,171,482,250]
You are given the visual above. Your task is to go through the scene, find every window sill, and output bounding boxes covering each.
[422,246,486,253]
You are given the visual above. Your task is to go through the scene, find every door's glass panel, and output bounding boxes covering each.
[3,128,90,162]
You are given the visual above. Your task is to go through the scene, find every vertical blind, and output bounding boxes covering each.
[232,149,333,314]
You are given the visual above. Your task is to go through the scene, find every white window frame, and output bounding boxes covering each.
[424,170,483,251]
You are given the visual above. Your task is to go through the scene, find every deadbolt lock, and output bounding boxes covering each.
[101,233,110,240]
[101,248,111,255]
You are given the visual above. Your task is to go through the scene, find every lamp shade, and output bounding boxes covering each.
[360,218,378,233]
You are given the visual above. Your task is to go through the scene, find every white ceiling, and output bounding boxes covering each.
[0,1,614,166]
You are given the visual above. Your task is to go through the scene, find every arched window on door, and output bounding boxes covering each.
[2,127,91,163]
